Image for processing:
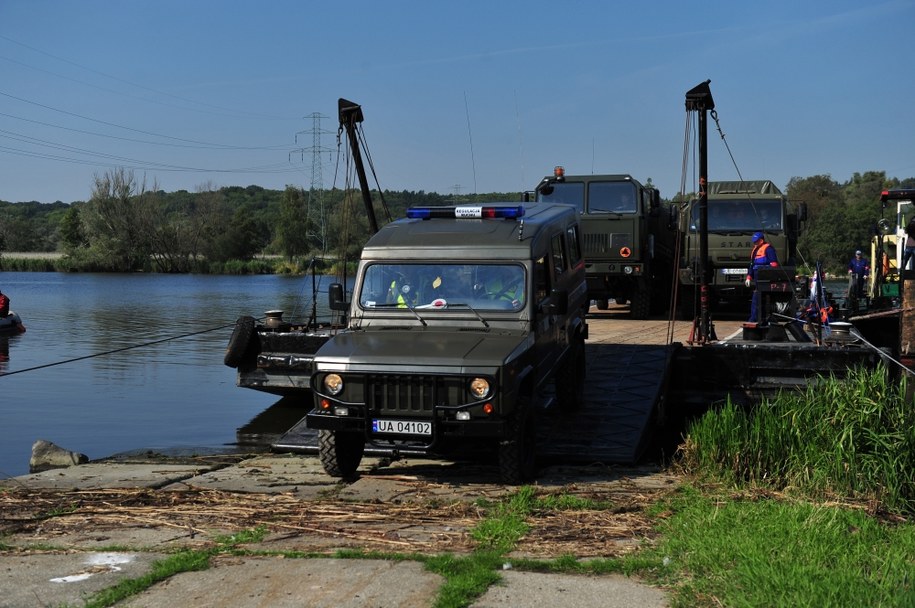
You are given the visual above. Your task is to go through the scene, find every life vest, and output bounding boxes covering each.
[750,242,777,267]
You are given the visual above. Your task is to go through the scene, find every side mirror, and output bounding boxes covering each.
[797,202,808,222]
[328,283,349,311]
[650,188,661,210]
[544,288,569,315]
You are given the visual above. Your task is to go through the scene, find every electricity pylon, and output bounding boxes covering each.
[294,113,333,254]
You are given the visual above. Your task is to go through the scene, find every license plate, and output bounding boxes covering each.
[372,419,432,435]
[721,268,746,275]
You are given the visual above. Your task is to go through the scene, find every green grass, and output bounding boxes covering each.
[641,485,915,607]
[679,363,915,514]
[658,364,915,606]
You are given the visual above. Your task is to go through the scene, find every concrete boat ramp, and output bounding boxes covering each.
[2,453,673,608]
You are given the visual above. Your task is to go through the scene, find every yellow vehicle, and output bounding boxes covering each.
[869,188,915,303]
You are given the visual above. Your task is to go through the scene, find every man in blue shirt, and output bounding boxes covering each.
[847,250,870,299]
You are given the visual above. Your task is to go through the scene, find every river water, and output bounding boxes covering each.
[0,271,341,478]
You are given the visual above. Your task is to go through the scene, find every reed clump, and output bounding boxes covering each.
[679,363,915,514]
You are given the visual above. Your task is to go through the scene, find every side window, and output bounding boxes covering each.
[551,233,566,277]
[534,256,550,304]
[566,224,582,264]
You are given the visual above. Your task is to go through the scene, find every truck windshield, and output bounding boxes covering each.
[537,182,584,213]
[538,180,638,214]
[690,199,783,231]
[587,181,637,213]
[359,263,526,311]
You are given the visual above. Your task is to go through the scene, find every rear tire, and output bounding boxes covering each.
[318,430,365,478]
[498,400,536,484]
[555,334,585,411]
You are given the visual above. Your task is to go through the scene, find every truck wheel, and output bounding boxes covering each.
[318,430,365,478]
[498,402,536,484]
[594,298,609,311]
[631,286,650,320]
[678,288,696,321]
[555,334,585,411]
[224,316,256,368]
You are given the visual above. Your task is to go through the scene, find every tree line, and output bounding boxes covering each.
[0,168,912,275]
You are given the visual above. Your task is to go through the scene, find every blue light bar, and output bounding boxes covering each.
[406,205,525,220]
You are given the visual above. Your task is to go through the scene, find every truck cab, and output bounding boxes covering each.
[306,202,589,484]
[677,180,806,319]
[531,167,673,319]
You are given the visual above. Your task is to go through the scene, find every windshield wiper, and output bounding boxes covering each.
[447,302,490,329]
[367,302,427,326]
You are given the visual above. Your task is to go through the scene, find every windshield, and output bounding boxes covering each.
[690,199,783,231]
[359,263,526,311]
[537,180,637,214]
[586,181,637,213]
[538,182,584,213]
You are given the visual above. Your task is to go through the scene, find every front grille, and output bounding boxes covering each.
[582,232,632,255]
[367,374,462,415]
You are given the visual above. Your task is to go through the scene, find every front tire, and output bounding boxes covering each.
[630,285,650,320]
[555,334,585,411]
[318,430,365,478]
[498,401,536,484]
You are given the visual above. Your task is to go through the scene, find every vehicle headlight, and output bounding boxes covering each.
[469,377,491,399]
[324,373,344,396]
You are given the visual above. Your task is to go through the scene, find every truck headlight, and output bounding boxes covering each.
[469,377,491,399]
[324,373,344,396]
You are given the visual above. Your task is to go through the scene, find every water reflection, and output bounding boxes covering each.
[0,336,9,372]
[0,272,346,477]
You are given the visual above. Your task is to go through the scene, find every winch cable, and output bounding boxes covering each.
[0,321,243,378]
[667,111,696,345]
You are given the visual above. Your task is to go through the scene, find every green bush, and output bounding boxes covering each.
[679,364,915,514]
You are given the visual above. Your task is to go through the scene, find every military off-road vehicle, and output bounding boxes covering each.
[306,202,589,483]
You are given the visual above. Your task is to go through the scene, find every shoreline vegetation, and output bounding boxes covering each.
[0,252,355,275]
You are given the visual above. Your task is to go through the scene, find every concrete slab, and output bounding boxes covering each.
[0,551,165,608]
[4,526,217,552]
[165,453,343,497]
[116,557,443,608]
[3,462,218,491]
[472,570,668,607]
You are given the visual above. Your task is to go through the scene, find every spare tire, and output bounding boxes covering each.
[224,316,256,368]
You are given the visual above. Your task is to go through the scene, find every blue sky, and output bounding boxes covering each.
[1,0,913,204]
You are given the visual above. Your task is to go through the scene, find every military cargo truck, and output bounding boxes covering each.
[676,180,806,320]
[306,202,589,484]
[531,167,674,319]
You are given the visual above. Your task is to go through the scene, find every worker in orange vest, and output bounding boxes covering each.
[745,232,779,323]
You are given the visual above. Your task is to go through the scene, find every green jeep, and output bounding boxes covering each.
[306,203,589,483]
